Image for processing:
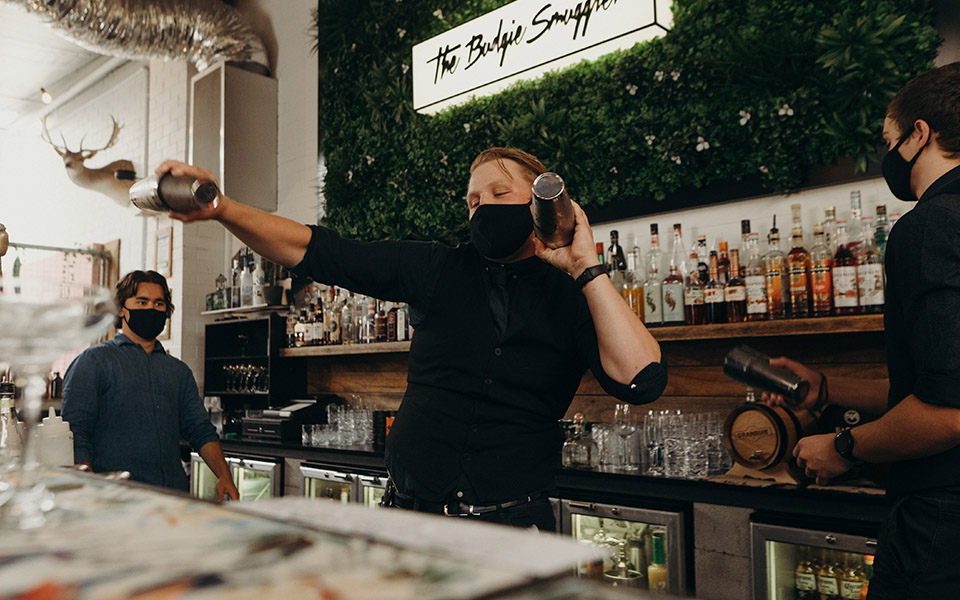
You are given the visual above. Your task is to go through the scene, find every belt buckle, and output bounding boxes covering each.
[443,501,472,517]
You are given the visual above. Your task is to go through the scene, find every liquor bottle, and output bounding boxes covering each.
[695,236,709,284]
[396,302,410,341]
[284,305,298,347]
[810,224,833,317]
[856,217,884,314]
[704,251,726,324]
[339,291,355,345]
[375,300,388,342]
[387,303,398,342]
[644,224,664,326]
[313,300,325,346]
[303,305,316,346]
[684,252,706,325]
[361,297,377,343]
[596,242,605,267]
[847,191,864,256]
[252,254,266,306]
[874,205,889,259]
[841,553,867,600]
[725,249,747,323]
[230,257,241,309]
[744,233,769,321]
[0,381,20,467]
[740,219,752,253]
[670,223,688,281]
[561,413,599,469]
[833,221,860,315]
[717,241,730,285]
[625,249,645,321]
[239,250,254,308]
[763,220,788,319]
[795,546,818,600]
[859,555,874,600]
[325,287,342,345]
[823,206,838,254]
[662,264,685,325]
[606,230,628,273]
[787,224,812,318]
[647,531,668,594]
[817,549,841,600]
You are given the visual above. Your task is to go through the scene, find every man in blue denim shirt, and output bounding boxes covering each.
[62,270,238,499]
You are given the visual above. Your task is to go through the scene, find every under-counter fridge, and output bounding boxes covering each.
[559,499,689,596]
[751,515,878,600]
[299,462,388,507]
[190,452,282,502]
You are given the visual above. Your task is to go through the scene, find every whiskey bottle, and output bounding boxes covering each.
[725,249,747,323]
[704,251,726,324]
[787,225,812,318]
[763,221,788,319]
[662,264,685,325]
[717,241,730,285]
[374,300,388,342]
[856,216,884,314]
[695,235,709,284]
[684,252,706,325]
[625,249,645,321]
[644,224,664,326]
[810,224,833,317]
[744,232,769,321]
[847,191,865,257]
[823,206,838,254]
[833,222,860,315]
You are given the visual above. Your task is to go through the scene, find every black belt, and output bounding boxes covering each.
[383,479,546,516]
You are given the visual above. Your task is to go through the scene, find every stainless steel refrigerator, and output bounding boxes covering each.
[190,452,282,502]
[299,462,388,507]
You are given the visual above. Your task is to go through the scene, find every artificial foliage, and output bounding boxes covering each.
[313,0,939,243]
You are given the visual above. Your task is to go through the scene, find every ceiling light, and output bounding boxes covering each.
[40,88,52,104]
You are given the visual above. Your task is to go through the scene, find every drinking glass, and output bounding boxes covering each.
[0,278,115,528]
[643,410,663,476]
[613,403,638,471]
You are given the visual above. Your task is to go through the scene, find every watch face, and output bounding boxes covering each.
[835,429,854,456]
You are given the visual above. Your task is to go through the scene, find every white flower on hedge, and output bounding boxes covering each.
[671,155,682,165]
[397,28,406,39]
[645,134,656,146]
[440,154,448,166]
[626,84,638,96]
[670,71,680,81]
[655,70,665,81]
[350,43,357,52]
[463,123,471,133]
[778,103,794,116]
[365,155,375,165]
[347,170,354,182]
[696,136,710,152]
[433,9,443,19]
[759,165,769,174]
[739,110,751,125]
[402,63,410,74]
[609,166,618,174]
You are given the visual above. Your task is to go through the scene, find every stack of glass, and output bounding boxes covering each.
[642,410,732,478]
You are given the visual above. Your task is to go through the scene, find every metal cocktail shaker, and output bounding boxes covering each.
[129,172,220,213]
[531,172,575,248]
[722,345,810,406]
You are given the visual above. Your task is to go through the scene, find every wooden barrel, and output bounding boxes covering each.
[723,403,816,471]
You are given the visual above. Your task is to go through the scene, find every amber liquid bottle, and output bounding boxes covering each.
[787,226,812,318]
[763,222,787,320]
[833,221,860,315]
[725,249,747,323]
[684,252,706,325]
[704,251,726,324]
[810,224,833,317]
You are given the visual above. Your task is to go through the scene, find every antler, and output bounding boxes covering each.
[40,115,68,158]
[79,117,122,159]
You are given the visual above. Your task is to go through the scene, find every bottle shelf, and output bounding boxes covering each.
[649,314,883,342]
[201,305,286,316]
[279,341,412,357]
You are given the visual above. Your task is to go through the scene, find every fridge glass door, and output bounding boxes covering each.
[751,522,877,600]
[300,465,354,502]
[233,457,280,501]
[189,452,219,500]
[356,474,386,508]
[561,500,686,596]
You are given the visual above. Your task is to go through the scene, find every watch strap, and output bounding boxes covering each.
[575,264,608,288]
[834,428,859,462]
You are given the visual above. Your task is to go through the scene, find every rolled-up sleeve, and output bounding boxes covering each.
[62,350,102,464]
[912,204,960,408]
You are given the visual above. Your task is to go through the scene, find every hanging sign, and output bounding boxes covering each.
[412,0,672,114]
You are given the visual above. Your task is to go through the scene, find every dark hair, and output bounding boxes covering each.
[115,270,174,327]
[887,62,960,158]
[470,147,547,182]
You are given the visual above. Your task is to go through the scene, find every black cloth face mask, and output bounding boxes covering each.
[881,132,929,201]
[125,308,168,340]
[470,202,534,260]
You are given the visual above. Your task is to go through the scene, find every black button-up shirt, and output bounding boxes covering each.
[294,225,667,503]
[884,164,960,496]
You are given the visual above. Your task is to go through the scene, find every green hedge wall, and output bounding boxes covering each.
[313,0,938,243]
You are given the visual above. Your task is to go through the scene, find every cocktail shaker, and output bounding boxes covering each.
[129,172,220,213]
[723,345,809,406]
[531,172,575,248]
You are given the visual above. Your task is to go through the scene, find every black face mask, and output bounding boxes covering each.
[470,202,534,260]
[125,308,167,341]
[881,133,929,201]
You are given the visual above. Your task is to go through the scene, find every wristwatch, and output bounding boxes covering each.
[575,264,608,288]
[834,428,860,463]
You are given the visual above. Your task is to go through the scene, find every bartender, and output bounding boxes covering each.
[767,63,960,598]
[157,147,666,530]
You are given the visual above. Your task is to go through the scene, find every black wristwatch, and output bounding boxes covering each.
[834,428,860,463]
[575,264,608,288]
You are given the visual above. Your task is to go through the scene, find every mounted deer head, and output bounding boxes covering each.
[41,116,137,207]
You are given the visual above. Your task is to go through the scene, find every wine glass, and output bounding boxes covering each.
[0,278,115,528]
[613,403,638,471]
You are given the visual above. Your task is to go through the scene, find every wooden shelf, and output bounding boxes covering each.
[201,305,286,316]
[280,341,412,357]
[650,314,883,341]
